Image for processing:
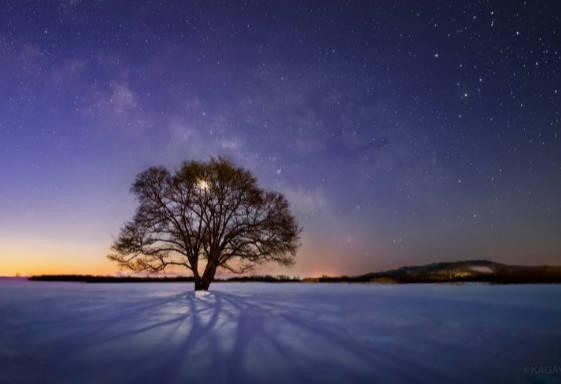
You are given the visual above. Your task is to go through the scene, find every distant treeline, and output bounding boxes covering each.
[29,260,561,284]
[29,274,301,283]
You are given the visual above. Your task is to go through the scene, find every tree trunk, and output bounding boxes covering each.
[194,272,214,291]
[194,277,211,291]
[200,278,211,291]
[194,278,205,291]
[195,262,217,291]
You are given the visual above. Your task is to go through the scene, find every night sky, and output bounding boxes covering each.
[1,1,560,276]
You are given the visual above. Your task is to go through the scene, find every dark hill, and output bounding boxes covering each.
[308,260,561,284]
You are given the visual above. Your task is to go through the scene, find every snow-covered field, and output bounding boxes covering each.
[1,279,561,384]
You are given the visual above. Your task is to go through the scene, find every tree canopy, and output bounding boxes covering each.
[108,158,301,290]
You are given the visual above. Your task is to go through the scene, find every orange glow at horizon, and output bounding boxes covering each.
[0,232,378,278]
[0,236,114,277]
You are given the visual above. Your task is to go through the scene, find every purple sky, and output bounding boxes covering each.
[1,1,560,276]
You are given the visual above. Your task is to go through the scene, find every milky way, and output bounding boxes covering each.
[0,1,560,275]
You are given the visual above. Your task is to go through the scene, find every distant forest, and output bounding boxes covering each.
[29,275,301,283]
[30,260,561,284]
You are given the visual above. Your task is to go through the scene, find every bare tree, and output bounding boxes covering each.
[108,158,301,291]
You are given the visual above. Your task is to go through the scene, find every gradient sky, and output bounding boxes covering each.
[1,1,560,276]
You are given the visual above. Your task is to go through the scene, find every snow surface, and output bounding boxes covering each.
[1,279,561,384]
[469,266,494,274]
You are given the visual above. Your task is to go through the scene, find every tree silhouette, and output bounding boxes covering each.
[108,158,301,290]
